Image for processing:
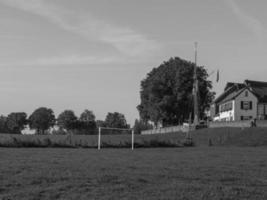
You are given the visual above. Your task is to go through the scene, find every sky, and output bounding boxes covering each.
[0,0,267,125]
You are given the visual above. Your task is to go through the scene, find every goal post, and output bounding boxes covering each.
[98,127,134,150]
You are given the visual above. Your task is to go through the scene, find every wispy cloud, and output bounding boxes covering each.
[225,0,266,42]
[0,55,131,67]
[0,0,160,57]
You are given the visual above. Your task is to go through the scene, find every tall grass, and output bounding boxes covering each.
[0,132,188,148]
[2,127,266,148]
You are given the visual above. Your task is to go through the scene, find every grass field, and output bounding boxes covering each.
[1,147,267,200]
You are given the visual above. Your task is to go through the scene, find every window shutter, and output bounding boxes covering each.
[241,116,243,120]
[241,101,243,109]
[250,101,252,110]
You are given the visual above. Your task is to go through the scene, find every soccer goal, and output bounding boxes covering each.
[98,127,134,150]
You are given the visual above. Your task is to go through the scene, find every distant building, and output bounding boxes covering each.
[211,80,267,121]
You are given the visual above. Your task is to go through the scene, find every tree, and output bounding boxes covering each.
[79,109,96,131]
[6,112,27,134]
[80,110,96,122]
[57,110,78,131]
[0,115,9,133]
[137,57,215,126]
[29,107,55,134]
[104,112,129,129]
[133,119,153,134]
[96,120,106,128]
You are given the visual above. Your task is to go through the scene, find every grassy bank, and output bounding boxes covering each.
[192,127,267,146]
[1,127,267,148]
[0,132,187,148]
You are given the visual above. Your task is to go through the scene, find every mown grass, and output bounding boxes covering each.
[0,132,188,148]
[0,147,266,200]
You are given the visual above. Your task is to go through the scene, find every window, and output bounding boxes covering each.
[220,102,233,112]
[241,116,251,120]
[241,101,253,110]
[245,91,248,97]
[243,116,251,120]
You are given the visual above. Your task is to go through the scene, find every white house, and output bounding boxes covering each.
[211,80,267,121]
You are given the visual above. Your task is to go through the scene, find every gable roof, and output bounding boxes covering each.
[245,80,267,103]
[214,79,267,104]
[224,82,244,92]
[214,83,245,104]
[222,87,258,104]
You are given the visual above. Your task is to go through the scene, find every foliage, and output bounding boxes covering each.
[6,112,27,134]
[57,110,78,131]
[96,120,106,128]
[79,109,97,131]
[133,119,153,134]
[137,57,215,126]
[28,107,56,134]
[0,115,9,133]
[104,112,129,129]
[80,109,96,122]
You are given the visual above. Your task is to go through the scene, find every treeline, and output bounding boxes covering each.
[0,107,153,135]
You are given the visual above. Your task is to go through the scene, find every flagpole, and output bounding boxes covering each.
[193,42,199,126]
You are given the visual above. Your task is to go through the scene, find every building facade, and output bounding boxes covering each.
[211,80,267,121]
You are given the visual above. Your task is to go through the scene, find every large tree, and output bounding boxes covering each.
[79,109,96,131]
[80,110,96,122]
[29,107,56,134]
[0,115,9,133]
[6,112,27,134]
[57,110,78,131]
[137,57,214,126]
[104,112,129,129]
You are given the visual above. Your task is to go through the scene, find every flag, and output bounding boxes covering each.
[216,70,219,82]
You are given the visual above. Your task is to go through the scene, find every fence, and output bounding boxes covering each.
[141,120,267,135]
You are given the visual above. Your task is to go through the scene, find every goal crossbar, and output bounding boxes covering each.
[99,127,133,131]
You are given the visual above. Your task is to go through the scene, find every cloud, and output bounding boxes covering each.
[0,55,131,67]
[225,0,266,41]
[0,0,160,57]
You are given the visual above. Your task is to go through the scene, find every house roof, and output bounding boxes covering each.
[224,82,244,91]
[214,79,267,104]
[245,80,267,103]
[214,83,245,104]
[220,87,245,104]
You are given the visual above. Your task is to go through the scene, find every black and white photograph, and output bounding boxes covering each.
[0,0,267,199]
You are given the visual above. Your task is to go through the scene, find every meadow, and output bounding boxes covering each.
[0,147,267,200]
[1,127,267,199]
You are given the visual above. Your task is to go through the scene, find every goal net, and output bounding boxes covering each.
[98,127,134,150]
